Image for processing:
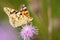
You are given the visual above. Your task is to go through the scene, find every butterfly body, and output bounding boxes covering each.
[3,5,33,28]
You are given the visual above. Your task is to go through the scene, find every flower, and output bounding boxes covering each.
[20,25,38,40]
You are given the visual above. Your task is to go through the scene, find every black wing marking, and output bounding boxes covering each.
[10,10,18,14]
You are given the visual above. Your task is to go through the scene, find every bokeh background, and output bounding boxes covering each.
[0,0,60,40]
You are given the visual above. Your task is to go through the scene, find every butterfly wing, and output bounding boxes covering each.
[3,7,19,27]
[3,6,33,28]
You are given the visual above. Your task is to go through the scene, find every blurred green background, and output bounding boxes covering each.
[0,0,60,40]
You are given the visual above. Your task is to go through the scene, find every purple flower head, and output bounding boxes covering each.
[20,25,38,40]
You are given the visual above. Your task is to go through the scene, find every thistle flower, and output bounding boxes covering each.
[20,25,38,40]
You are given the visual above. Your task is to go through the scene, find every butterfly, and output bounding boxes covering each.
[3,5,33,28]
